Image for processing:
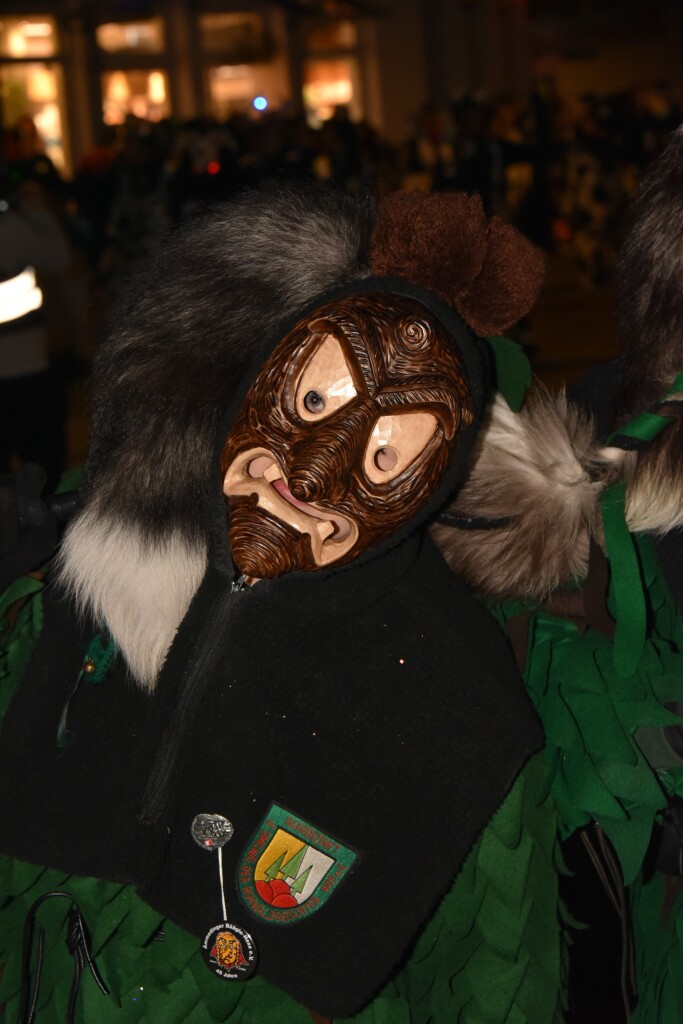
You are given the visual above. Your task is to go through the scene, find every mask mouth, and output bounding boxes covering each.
[223,447,358,565]
[269,477,353,541]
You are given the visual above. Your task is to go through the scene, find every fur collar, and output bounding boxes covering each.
[56,185,545,689]
[431,386,683,601]
[57,509,207,690]
[60,381,683,684]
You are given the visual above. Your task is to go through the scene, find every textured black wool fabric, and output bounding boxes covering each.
[0,277,543,1017]
[0,534,541,1017]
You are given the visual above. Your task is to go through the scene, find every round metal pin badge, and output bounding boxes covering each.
[191,812,234,850]
[191,812,258,981]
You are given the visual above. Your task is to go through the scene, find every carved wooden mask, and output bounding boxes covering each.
[221,292,474,578]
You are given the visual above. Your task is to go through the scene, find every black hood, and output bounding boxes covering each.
[0,185,544,1018]
[57,185,514,690]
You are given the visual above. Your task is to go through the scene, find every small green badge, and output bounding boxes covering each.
[238,803,357,925]
[57,634,117,749]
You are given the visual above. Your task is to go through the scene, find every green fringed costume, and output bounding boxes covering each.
[0,564,564,1024]
[3,171,683,1019]
[496,530,683,1024]
[485,370,683,1023]
[5,355,683,1023]
[1,187,556,1024]
[4,502,683,1023]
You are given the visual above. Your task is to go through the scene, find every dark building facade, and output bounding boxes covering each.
[1,0,681,176]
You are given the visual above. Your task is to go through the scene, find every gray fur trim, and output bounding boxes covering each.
[433,387,683,601]
[86,185,375,541]
[431,389,612,599]
[621,415,683,534]
[616,125,683,420]
[60,186,374,685]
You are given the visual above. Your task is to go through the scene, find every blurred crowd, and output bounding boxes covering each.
[405,81,682,283]
[1,80,681,482]
[2,105,398,283]
[3,81,682,283]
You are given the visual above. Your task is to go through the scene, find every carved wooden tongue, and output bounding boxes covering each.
[271,479,351,540]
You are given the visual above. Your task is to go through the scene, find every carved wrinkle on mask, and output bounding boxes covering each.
[221,292,474,578]
[223,448,358,565]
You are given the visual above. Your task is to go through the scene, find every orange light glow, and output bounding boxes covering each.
[1,17,57,58]
[148,70,166,104]
[27,66,57,102]
[302,57,355,122]
[102,69,170,124]
[108,71,130,103]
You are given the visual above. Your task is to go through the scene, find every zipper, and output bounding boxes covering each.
[138,575,249,825]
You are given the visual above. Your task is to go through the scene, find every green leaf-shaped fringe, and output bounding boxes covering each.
[0,754,565,1024]
[495,530,683,1010]
[0,574,44,720]
[0,523,564,1021]
[353,751,566,1024]
[629,868,683,1024]
[495,534,683,887]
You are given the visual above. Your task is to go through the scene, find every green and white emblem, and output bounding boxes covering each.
[238,803,357,924]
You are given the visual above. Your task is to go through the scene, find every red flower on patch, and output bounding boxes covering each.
[255,878,298,907]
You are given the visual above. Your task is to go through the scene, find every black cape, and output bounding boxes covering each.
[0,279,543,1017]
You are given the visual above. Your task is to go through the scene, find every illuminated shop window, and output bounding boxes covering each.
[0,16,57,58]
[303,57,359,125]
[305,20,357,52]
[199,12,265,59]
[101,69,170,125]
[96,19,165,54]
[0,61,67,171]
[207,64,256,119]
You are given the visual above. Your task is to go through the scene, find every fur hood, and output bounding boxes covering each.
[57,184,544,688]
[435,122,683,604]
[431,384,683,601]
[58,186,377,688]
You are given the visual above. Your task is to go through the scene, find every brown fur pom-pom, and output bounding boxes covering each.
[370,191,545,336]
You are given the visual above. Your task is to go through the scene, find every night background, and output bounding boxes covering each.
[2,0,683,473]
[2,3,683,1020]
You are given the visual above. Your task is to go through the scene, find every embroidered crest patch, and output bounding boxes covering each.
[238,803,357,924]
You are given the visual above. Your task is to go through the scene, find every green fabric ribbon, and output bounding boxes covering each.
[601,482,645,678]
[487,335,532,412]
[57,634,117,749]
[606,370,683,445]
[601,371,683,678]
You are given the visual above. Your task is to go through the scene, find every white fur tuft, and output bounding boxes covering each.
[57,508,207,690]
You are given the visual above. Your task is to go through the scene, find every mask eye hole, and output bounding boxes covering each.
[364,412,438,484]
[374,446,398,472]
[303,390,326,414]
[295,333,357,422]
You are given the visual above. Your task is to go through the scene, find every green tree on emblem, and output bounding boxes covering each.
[290,865,312,897]
[280,844,307,881]
[264,852,286,881]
